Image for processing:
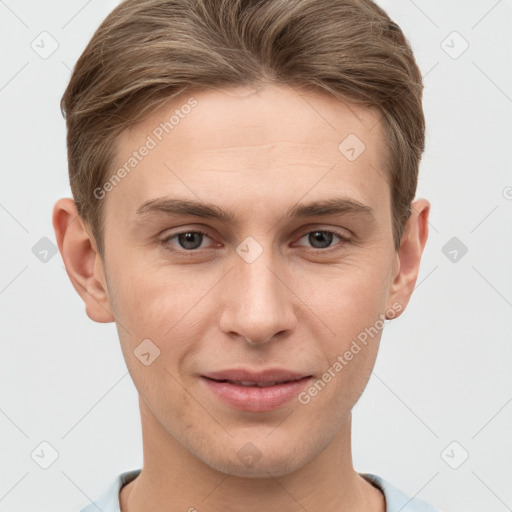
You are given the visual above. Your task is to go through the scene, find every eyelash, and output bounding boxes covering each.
[160,228,349,255]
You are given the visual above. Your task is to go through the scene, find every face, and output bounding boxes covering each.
[99,84,401,477]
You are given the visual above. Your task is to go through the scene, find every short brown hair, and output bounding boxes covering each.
[61,0,425,257]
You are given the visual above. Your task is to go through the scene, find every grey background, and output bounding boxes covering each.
[1,1,511,510]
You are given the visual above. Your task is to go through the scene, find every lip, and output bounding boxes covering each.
[201,368,312,413]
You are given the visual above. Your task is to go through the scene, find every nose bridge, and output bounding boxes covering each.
[220,236,295,344]
[240,250,281,310]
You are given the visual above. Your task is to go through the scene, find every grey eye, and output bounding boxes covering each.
[307,231,335,249]
[177,232,204,250]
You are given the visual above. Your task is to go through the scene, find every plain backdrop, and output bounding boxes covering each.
[0,1,511,511]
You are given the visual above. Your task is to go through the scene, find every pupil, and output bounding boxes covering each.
[179,232,202,249]
[309,231,333,248]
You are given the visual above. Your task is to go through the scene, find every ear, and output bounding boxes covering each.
[52,198,114,323]
[386,198,430,318]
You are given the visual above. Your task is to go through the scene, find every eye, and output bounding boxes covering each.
[160,228,349,255]
[161,229,217,252]
[295,230,349,251]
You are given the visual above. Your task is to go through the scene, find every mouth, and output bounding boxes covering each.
[204,376,308,387]
[203,368,311,384]
[201,369,312,412]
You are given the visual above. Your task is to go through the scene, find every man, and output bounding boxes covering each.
[53,0,439,510]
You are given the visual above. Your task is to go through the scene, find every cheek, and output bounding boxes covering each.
[297,311,382,426]
[298,258,391,337]
[105,269,169,359]
[293,259,390,402]
[109,265,220,384]
[109,268,203,422]
[109,263,199,335]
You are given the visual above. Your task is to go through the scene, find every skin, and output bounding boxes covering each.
[53,84,429,512]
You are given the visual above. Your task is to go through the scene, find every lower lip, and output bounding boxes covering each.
[201,376,312,412]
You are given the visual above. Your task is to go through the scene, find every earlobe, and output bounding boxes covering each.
[387,198,430,317]
[52,198,114,323]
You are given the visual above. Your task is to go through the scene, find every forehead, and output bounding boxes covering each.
[107,84,389,222]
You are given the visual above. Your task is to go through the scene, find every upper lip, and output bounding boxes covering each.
[202,368,311,384]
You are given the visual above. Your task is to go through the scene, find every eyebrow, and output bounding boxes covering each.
[135,196,374,224]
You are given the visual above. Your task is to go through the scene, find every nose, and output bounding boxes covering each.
[218,244,297,346]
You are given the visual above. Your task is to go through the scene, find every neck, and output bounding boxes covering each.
[120,399,385,512]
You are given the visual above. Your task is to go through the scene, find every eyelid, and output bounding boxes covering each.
[161,227,212,242]
[295,225,351,239]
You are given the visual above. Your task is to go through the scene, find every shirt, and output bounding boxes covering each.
[80,469,441,512]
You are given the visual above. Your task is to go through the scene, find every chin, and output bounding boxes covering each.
[192,440,314,479]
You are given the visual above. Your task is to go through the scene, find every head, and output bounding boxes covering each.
[54,0,429,478]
